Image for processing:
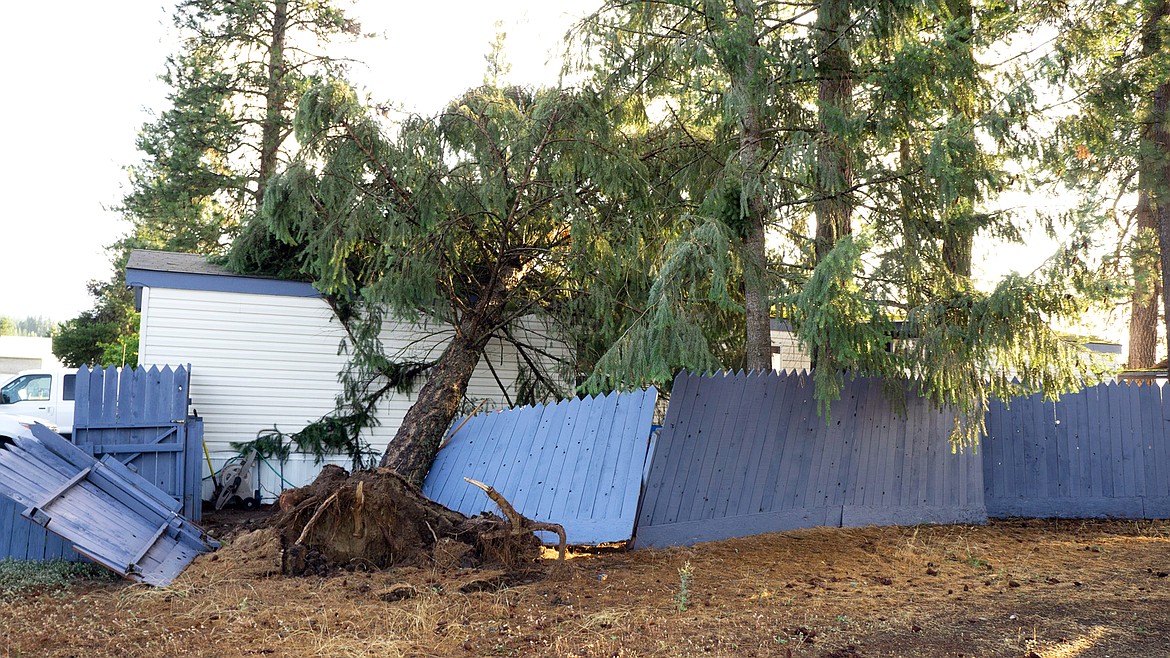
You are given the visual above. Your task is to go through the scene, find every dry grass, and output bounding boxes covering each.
[3,518,1169,657]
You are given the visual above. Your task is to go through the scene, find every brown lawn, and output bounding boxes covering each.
[2,516,1168,657]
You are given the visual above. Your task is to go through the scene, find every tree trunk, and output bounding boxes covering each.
[732,0,773,372]
[813,0,853,262]
[380,273,515,485]
[1130,188,1159,369]
[379,317,496,486]
[1155,74,1170,377]
[742,205,773,372]
[256,0,288,208]
[812,0,853,370]
[1142,1,1170,377]
[941,0,975,278]
[899,137,925,304]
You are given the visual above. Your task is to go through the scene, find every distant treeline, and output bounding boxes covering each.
[0,316,54,337]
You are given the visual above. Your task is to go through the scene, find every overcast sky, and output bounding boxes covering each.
[1,2,1087,342]
[0,0,595,322]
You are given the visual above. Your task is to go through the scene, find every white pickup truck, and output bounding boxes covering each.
[0,369,77,436]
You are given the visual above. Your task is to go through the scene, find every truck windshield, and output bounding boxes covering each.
[0,375,51,404]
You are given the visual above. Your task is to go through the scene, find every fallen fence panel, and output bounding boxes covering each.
[422,388,658,545]
[0,418,218,585]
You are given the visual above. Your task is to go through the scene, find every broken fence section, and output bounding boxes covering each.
[0,420,218,586]
[422,387,659,545]
[73,365,205,520]
[637,370,985,548]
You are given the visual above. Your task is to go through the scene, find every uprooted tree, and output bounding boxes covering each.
[272,466,564,576]
[229,79,663,485]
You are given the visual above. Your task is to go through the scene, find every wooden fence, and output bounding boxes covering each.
[638,372,1170,548]
[0,365,202,562]
[72,365,203,520]
[983,381,1170,519]
[637,371,985,547]
[423,388,658,545]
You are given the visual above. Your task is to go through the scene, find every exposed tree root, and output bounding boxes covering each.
[464,477,566,560]
[274,465,564,576]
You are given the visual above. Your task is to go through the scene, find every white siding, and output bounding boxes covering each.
[137,286,571,493]
[771,328,812,371]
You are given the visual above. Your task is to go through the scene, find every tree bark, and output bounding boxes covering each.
[812,0,853,370]
[1155,74,1170,377]
[1140,0,1169,372]
[256,0,288,208]
[1130,188,1160,368]
[732,0,774,373]
[380,270,516,486]
[941,0,975,278]
[742,202,773,372]
[1142,0,1170,377]
[379,317,496,486]
[813,0,853,262]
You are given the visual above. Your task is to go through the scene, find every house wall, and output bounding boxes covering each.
[136,285,570,495]
[770,329,812,372]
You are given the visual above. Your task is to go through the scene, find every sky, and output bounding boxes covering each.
[0,1,1099,345]
[0,0,595,323]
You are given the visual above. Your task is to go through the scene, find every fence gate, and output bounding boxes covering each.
[0,364,204,562]
[73,365,204,520]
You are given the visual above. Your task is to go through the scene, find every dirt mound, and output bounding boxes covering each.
[196,527,284,579]
[272,466,545,575]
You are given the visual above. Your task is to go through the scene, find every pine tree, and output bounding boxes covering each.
[575,0,818,373]
[1044,0,1170,369]
[579,1,1108,445]
[54,0,359,366]
[232,80,658,484]
[124,0,359,251]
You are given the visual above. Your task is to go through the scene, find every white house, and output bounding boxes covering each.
[125,249,570,497]
[769,320,812,372]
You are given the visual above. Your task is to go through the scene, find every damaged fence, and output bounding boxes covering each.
[7,363,1167,566]
[0,419,218,585]
[0,365,208,571]
[423,388,658,545]
[636,370,985,548]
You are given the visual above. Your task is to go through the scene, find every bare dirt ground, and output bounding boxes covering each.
[3,514,1169,657]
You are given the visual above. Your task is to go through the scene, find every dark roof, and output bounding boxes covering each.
[124,249,318,299]
[125,250,232,276]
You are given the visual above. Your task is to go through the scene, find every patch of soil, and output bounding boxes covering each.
[4,519,1170,657]
[199,504,277,541]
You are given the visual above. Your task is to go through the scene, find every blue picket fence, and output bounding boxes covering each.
[637,371,985,547]
[0,365,203,562]
[423,388,659,545]
[983,381,1170,519]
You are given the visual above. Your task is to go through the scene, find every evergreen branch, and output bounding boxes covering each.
[480,351,515,408]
